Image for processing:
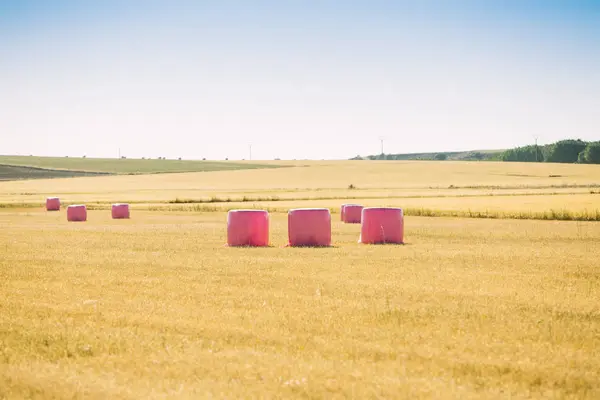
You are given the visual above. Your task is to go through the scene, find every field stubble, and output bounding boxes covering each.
[0,209,599,399]
[1,161,599,222]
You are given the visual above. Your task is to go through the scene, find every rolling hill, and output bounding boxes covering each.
[0,164,108,181]
[0,155,284,181]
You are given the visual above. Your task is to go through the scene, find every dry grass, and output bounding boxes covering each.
[2,160,600,199]
[0,211,600,398]
[1,161,600,222]
[146,204,600,222]
[1,187,597,207]
[1,161,600,398]
[0,210,599,399]
[154,193,598,220]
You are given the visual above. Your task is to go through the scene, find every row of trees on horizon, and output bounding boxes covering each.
[350,151,495,161]
[501,139,600,164]
[350,139,600,164]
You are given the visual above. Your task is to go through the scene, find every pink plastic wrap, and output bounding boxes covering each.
[341,204,363,223]
[46,197,60,211]
[227,209,269,246]
[288,208,331,247]
[112,203,130,219]
[67,205,87,222]
[359,207,404,244]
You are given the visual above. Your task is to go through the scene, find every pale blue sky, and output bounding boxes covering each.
[1,0,599,160]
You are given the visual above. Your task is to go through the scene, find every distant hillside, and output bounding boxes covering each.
[0,164,108,181]
[0,155,283,180]
[351,149,504,161]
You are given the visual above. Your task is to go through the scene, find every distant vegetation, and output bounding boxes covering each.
[350,149,503,161]
[501,139,600,164]
[0,156,283,180]
[352,138,600,164]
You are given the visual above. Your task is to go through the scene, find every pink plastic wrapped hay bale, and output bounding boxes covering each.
[341,204,363,223]
[67,205,87,222]
[112,203,130,219]
[288,208,331,247]
[359,207,404,244]
[46,197,60,211]
[227,209,269,247]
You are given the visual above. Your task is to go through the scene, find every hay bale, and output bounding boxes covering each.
[46,197,60,211]
[341,204,363,223]
[227,209,269,247]
[359,207,403,244]
[288,208,331,247]
[111,203,130,219]
[67,205,87,222]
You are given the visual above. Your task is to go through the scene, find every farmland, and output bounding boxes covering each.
[0,155,282,177]
[0,164,108,181]
[1,160,600,399]
[1,160,599,220]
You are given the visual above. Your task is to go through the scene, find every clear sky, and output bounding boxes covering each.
[1,0,599,160]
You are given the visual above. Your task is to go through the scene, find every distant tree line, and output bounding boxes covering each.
[501,139,600,164]
[350,151,500,161]
[350,138,600,163]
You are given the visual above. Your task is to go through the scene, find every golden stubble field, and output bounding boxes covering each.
[1,161,600,399]
[1,161,599,220]
[2,160,600,202]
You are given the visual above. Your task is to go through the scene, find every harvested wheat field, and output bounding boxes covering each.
[1,161,600,399]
